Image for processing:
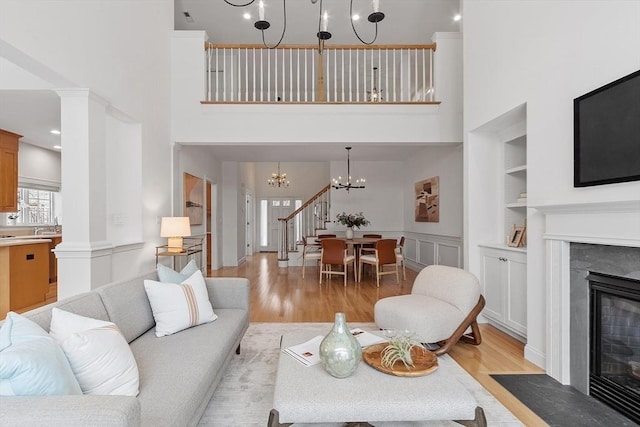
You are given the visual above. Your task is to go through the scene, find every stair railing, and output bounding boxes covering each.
[277,184,331,262]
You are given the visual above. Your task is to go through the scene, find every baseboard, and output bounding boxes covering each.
[524,344,546,370]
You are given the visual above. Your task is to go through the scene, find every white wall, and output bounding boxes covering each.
[404,144,463,238]
[254,162,329,202]
[18,142,61,189]
[463,0,640,369]
[328,160,405,235]
[0,0,174,291]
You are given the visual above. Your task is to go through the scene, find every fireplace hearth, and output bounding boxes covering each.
[589,271,640,423]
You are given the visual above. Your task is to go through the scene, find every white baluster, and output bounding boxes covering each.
[429,48,434,101]
[297,49,300,102]
[356,50,360,102]
[333,48,337,102]
[267,49,271,102]
[207,46,212,101]
[289,48,293,101]
[349,49,352,102]
[252,49,256,102]
[215,48,219,102]
[312,50,315,102]
[393,49,396,102]
[223,48,227,102]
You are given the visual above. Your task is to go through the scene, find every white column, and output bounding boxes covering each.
[54,88,113,299]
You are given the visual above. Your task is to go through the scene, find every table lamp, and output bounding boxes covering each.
[160,217,191,252]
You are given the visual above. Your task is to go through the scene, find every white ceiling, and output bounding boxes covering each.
[0,0,460,162]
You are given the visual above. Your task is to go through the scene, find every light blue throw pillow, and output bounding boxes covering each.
[156,259,200,283]
[0,312,82,396]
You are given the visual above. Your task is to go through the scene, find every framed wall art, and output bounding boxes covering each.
[415,176,440,222]
[184,172,204,225]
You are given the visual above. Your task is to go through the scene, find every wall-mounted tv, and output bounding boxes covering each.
[574,69,640,187]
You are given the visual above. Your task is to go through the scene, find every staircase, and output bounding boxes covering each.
[277,184,331,264]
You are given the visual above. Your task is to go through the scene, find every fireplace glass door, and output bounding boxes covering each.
[589,272,640,423]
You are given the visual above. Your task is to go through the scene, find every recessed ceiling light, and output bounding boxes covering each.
[50,129,61,135]
[453,14,462,22]
[243,12,251,20]
[53,145,62,150]
[352,14,360,21]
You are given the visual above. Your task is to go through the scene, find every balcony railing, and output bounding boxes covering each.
[203,43,437,104]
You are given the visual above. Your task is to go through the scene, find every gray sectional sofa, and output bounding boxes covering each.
[0,271,250,427]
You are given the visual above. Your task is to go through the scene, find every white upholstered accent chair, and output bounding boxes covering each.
[301,236,321,278]
[319,238,356,287]
[358,239,399,287]
[374,265,485,355]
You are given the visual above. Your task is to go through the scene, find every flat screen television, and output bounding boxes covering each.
[574,69,640,187]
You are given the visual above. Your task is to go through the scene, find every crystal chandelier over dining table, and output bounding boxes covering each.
[268,162,290,187]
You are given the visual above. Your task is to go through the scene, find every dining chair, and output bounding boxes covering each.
[396,236,406,280]
[358,239,399,287]
[317,234,337,239]
[319,238,356,287]
[301,236,321,279]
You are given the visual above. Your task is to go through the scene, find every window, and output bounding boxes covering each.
[16,188,58,225]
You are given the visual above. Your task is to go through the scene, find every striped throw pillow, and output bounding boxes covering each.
[144,270,217,337]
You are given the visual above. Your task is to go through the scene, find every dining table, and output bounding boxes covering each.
[312,237,381,272]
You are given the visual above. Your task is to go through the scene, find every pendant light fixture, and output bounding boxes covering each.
[332,147,365,192]
[367,66,383,102]
[224,0,385,53]
[268,162,290,187]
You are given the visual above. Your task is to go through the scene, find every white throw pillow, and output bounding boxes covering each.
[157,259,200,283]
[0,312,82,396]
[144,269,217,337]
[49,308,139,396]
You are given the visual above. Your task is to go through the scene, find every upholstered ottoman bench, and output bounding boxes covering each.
[269,331,486,427]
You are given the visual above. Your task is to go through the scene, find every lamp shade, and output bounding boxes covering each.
[160,217,191,238]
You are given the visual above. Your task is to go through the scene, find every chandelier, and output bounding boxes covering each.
[367,66,383,102]
[332,147,365,192]
[224,0,385,53]
[268,162,290,187]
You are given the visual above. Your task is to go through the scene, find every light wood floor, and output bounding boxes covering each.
[210,252,548,426]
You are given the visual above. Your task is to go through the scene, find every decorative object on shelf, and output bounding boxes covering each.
[335,212,369,240]
[268,162,290,187]
[415,176,439,222]
[507,224,526,248]
[379,330,425,369]
[332,147,366,192]
[367,66,383,102]
[319,312,362,378]
[160,217,191,253]
[184,172,204,225]
[224,0,385,54]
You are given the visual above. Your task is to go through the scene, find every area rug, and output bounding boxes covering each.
[199,323,523,427]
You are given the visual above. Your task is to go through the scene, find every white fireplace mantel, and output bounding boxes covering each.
[531,199,640,384]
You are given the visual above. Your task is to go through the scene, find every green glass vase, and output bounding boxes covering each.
[319,312,362,378]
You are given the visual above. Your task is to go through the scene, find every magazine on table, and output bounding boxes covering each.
[283,329,387,366]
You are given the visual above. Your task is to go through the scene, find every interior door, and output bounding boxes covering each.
[259,198,294,252]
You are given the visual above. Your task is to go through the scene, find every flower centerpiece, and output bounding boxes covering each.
[335,212,370,239]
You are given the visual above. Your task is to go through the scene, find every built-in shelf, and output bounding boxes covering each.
[506,202,527,208]
[505,165,527,174]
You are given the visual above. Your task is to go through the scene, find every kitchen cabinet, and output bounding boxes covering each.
[479,245,527,339]
[0,240,50,319]
[0,129,21,212]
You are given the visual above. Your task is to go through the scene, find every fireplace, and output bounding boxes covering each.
[589,271,640,423]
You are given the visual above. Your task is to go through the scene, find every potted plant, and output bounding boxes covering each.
[380,331,426,370]
[335,212,370,239]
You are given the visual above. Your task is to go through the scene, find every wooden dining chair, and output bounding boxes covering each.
[320,239,356,287]
[301,236,321,278]
[317,234,336,239]
[358,239,399,287]
[396,236,406,280]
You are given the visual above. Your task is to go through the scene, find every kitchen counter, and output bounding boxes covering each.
[0,238,52,247]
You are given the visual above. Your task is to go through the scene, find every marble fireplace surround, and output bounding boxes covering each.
[533,200,640,386]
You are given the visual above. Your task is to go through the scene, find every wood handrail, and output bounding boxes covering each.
[278,184,331,222]
[201,101,441,105]
[205,42,436,51]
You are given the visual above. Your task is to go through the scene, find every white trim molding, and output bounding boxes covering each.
[532,200,640,384]
[404,232,462,270]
